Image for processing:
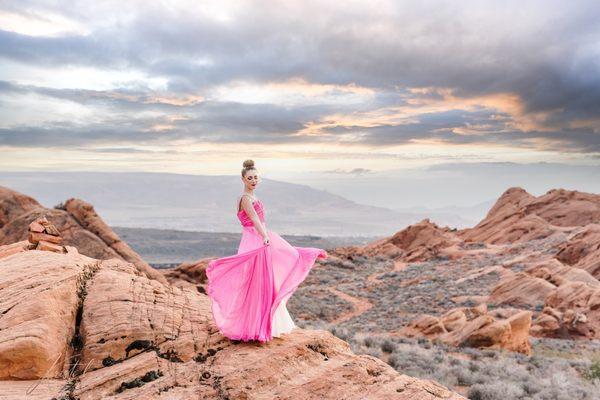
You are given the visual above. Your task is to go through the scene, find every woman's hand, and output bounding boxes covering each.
[263,236,270,246]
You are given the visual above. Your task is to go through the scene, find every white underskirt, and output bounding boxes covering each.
[271,298,296,337]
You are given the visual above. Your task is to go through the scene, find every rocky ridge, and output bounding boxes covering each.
[322,187,600,352]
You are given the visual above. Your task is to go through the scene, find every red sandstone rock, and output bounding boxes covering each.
[459,187,600,244]
[28,231,63,245]
[489,271,556,307]
[0,186,41,227]
[0,251,95,379]
[402,304,532,355]
[556,224,600,279]
[36,240,65,253]
[0,240,31,259]
[361,219,461,262]
[528,189,600,227]
[0,186,166,284]
[526,259,599,288]
[39,217,61,236]
[62,198,167,285]
[0,246,464,400]
[161,258,209,291]
[529,281,600,339]
[28,220,45,233]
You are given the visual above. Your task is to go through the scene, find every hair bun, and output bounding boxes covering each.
[243,159,255,169]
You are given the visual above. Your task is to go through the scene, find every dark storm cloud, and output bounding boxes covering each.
[0,0,599,152]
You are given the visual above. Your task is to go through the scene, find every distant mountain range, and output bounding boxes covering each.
[0,172,480,236]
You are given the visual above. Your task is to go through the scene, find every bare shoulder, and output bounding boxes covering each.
[238,194,254,212]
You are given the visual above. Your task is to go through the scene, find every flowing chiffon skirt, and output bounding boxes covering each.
[206,225,327,342]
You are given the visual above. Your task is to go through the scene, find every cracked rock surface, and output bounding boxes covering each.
[0,247,464,399]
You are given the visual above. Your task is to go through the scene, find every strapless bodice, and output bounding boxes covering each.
[237,199,266,227]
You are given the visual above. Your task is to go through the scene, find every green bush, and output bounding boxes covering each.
[584,360,600,381]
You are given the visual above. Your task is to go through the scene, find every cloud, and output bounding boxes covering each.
[0,0,599,154]
[323,167,373,175]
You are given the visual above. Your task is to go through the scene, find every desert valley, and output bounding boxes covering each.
[0,184,599,399]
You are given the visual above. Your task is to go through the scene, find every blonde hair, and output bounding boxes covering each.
[241,159,256,177]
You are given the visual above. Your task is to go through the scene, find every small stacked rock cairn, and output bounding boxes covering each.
[27,216,66,253]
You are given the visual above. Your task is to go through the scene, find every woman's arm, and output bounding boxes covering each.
[240,196,269,241]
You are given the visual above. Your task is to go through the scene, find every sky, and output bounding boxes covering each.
[0,0,599,207]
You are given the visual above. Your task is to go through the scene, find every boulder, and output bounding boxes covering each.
[530,281,600,339]
[402,305,532,355]
[0,251,98,379]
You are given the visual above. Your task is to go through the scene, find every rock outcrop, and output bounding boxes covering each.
[532,281,600,338]
[556,224,600,279]
[336,219,461,263]
[486,260,600,339]
[161,258,209,292]
[488,271,556,308]
[459,187,600,244]
[326,186,600,345]
[0,244,464,400]
[0,250,87,379]
[0,186,166,284]
[401,304,533,355]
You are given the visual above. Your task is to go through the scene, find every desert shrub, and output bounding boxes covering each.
[481,349,498,359]
[521,379,542,396]
[462,347,482,360]
[454,368,475,386]
[449,357,462,366]
[328,326,350,341]
[584,360,600,381]
[468,361,480,373]
[380,339,396,353]
[336,333,600,400]
[363,336,376,348]
[387,353,401,369]
[363,346,383,358]
[468,381,525,400]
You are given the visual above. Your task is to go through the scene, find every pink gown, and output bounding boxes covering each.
[206,197,328,342]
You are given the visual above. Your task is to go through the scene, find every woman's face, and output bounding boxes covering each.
[242,169,259,190]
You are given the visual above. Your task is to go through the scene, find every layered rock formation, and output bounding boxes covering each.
[326,187,600,349]
[486,257,600,339]
[459,187,600,244]
[0,186,166,284]
[0,244,464,400]
[556,224,600,278]
[161,258,209,293]
[402,304,533,355]
[333,219,461,263]
[332,187,599,265]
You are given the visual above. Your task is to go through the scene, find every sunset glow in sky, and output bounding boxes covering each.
[1,0,599,182]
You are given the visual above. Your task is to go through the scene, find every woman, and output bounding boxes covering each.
[206,159,328,342]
